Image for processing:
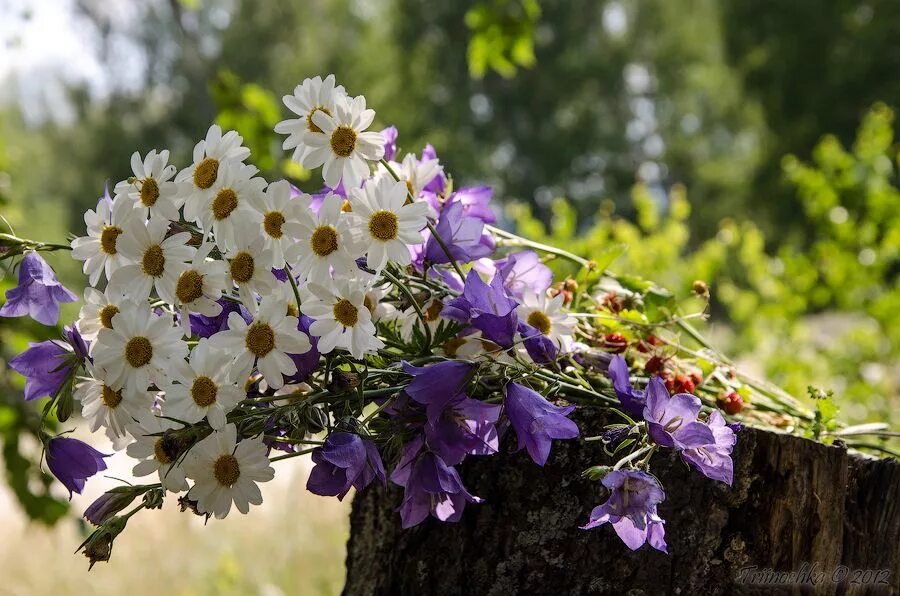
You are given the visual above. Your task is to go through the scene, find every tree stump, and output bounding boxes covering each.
[343,410,900,595]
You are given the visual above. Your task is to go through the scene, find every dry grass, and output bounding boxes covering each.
[0,439,351,596]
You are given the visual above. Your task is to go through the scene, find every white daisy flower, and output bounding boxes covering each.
[70,190,136,286]
[126,410,189,493]
[224,224,279,310]
[173,243,228,329]
[303,278,384,359]
[248,180,306,269]
[76,286,132,343]
[176,124,252,217]
[209,295,311,390]
[301,94,385,190]
[109,217,195,304]
[378,152,442,200]
[183,424,274,519]
[92,302,188,398]
[114,150,182,221]
[193,163,266,251]
[75,364,153,439]
[283,191,361,284]
[163,339,244,430]
[517,290,577,351]
[346,175,429,272]
[274,74,347,164]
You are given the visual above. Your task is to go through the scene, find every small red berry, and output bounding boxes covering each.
[672,374,695,394]
[689,371,703,386]
[603,333,628,354]
[645,355,666,375]
[718,391,744,415]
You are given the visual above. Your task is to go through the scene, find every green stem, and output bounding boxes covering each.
[382,267,432,352]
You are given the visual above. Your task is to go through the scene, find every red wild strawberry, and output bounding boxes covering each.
[603,333,628,354]
[644,355,666,375]
[717,391,744,415]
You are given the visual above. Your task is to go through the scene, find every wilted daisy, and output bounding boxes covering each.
[346,176,429,272]
[76,287,131,342]
[223,224,279,309]
[209,295,311,390]
[183,424,274,518]
[378,152,442,201]
[109,217,195,304]
[274,74,347,164]
[126,410,189,493]
[302,94,385,190]
[70,188,136,286]
[92,302,187,398]
[163,339,244,430]
[248,180,306,269]
[114,150,182,221]
[190,163,266,251]
[75,364,153,439]
[283,191,360,283]
[303,279,384,359]
[173,243,228,328]
[517,290,577,350]
[176,125,252,216]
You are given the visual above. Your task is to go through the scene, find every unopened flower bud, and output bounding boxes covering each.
[83,490,137,526]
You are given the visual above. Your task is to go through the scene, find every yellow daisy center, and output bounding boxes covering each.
[368,210,399,241]
[333,299,359,328]
[212,188,238,220]
[263,211,286,239]
[306,106,332,134]
[141,244,165,277]
[213,454,241,487]
[125,336,153,368]
[286,303,299,318]
[527,311,552,336]
[140,177,160,207]
[100,225,122,255]
[154,439,173,465]
[310,225,339,257]
[191,376,218,407]
[229,252,255,284]
[193,158,219,189]
[330,126,357,158]
[98,304,119,329]
[101,385,123,409]
[245,322,275,357]
[176,269,204,304]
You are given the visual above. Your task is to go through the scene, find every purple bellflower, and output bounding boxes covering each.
[642,377,715,450]
[681,410,737,485]
[391,437,482,528]
[495,250,553,299]
[46,436,110,498]
[285,314,321,383]
[0,251,77,326]
[307,432,386,500]
[441,270,519,349]
[401,360,475,422]
[518,321,558,365]
[424,200,495,265]
[607,355,646,418]
[381,125,399,161]
[421,144,446,194]
[581,469,667,553]
[9,326,89,401]
[424,394,502,465]
[190,297,252,338]
[504,382,579,466]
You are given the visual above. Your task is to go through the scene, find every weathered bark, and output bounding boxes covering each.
[343,410,900,595]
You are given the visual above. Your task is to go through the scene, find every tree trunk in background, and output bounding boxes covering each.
[343,411,900,595]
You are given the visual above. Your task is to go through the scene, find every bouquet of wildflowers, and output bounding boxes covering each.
[1,75,874,567]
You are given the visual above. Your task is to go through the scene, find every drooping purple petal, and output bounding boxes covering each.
[46,437,110,498]
[0,252,77,326]
[495,251,553,300]
[307,432,386,500]
[504,382,579,466]
[580,470,667,553]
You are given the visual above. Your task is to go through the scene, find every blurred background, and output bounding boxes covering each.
[0,0,898,593]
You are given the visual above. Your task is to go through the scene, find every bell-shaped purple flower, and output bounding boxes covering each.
[504,382,579,466]
[401,360,475,422]
[380,125,399,161]
[189,297,252,338]
[9,326,89,401]
[681,411,737,485]
[424,394,502,465]
[0,251,76,326]
[450,186,496,223]
[391,437,482,528]
[46,436,110,498]
[421,144,446,194]
[307,432,386,500]
[518,321,558,364]
[607,355,646,418]
[581,470,667,553]
[495,250,553,300]
[424,201,495,265]
[442,270,519,349]
[643,377,714,450]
